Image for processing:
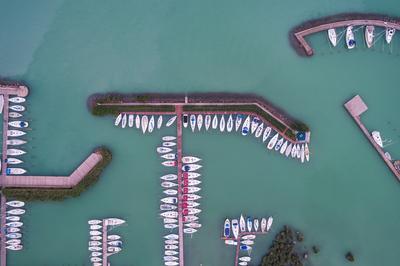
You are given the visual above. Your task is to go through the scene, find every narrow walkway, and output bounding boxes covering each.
[2,94,10,177]
[102,219,108,266]
[1,152,103,188]
[344,95,400,180]
[175,105,185,266]
[0,194,6,266]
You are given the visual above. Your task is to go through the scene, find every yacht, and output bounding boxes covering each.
[181,201,200,208]
[300,144,305,163]
[250,117,261,134]
[182,194,201,201]
[219,115,226,132]
[6,209,25,215]
[262,127,271,142]
[227,115,233,132]
[90,257,102,263]
[365,25,375,48]
[162,136,176,141]
[88,219,102,225]
[296,144,301,159]
[6,168,26,175]
[182,164,202,172]
[121,114,127,128]
[328,28,337,47]
[212,115,218,129]
[241,116,250,136]
[185,222,201,228]
[280,141,288,154]
[246,217,253,232]
[163,189,177,195]
[6,216,20,222]
[7,130,26,137]
[107,235,121,240]
[162,161,177,167]
[164,218,178,224]
[148,115,155,133]
[5,239,21,245]
[346,26,356,49]
[285,143,293,157]
[6,233,21,239]
[6,139,26,146]
[267,133,279,149]
[239,215,246,232]
[115,114,122,126]
[161,153,176,160]
[104,218,126,226]
[9,105,25,112]
[239,256,251,262]
[182,179,201,186]
[128,114,134,127]
[164,234,179,240]
[108,240,122,246]
[183,215,199,222]
[241,240,254,246]
[6,201,25,208]
[253,218,259,232]
[267,216,273,231]
[9,97,25,104]
[261,218,267,232]
[157,147,173,154]
[165,244,179,250]
[9,112,22,118]
[274,138,284,151]
[235,114,243,131]
[182,156,201,164]
[163,142,176,147]
[91,252,102,257]
[157,115,163,129]
[182,172,201,179]
[160,174,177,181]
[141,115,148,133]
[225,239,237,245]
[6,222,23,227]
[166,116,177,127]
[371,131,383,148]
[90,224,102,230]
[6,227,20,233]
[8,121,28,128]
[164,256,179,261]
[6,245,22,251]
[305,143,310,162]
[190,114,196,132]
[161,181,177,188]
[183,114,188,128]
[5,157,23,165]
[231,219,239,239]
[205,115,211,130]
[88,246,102,251]
[182,186,201,194]
[291,144,297,158]
[197,114,203,131]
[184,228,197,234]
[90,236,102,241]
[386,28,395,44]
[255,123,264,138]
[135,115,141,128]
[89,231,102,236]
[161,197,178,204]
[7,149,26,156]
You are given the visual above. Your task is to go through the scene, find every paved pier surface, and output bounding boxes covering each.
[344,95,400,180]
[1,152,102,188]
[295,19,400,56]
[0,195,6,266]
[0,85,28,97]
[2,94,10,177]
[102,219,108,266]
[175,105,185,266]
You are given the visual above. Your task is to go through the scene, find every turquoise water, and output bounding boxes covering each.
[1,0,400,265]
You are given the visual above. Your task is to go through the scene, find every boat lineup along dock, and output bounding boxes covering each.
[1,194,7,266]
[344,95,400,181]
[292,14,400,56]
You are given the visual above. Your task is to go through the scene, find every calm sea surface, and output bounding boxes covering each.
[1,0,400,265]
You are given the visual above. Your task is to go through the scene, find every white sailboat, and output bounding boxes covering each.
[135,115,141,128]
[6,168,26,175]
[121,114,127,128]
[9,112,22,118]
[267,133,279,150]
[300,144,305,163]
[148,116,155,133]
[241,116,250,136]
[163,189,177,195]
[291,144,298,158]
[6,209,25,215]
[227,115,233,132]
[157,116,163,129]
[108,235,121,240]
[7,130,26,137]
[128,114,134,127]
[212,115,218,129]
[114,114,122,126]
[166,116,177,127]
[365,25,375,48]
[161,153,176,160]
[182,164,202,172]
[296,144,301,159]
[162,136,176,141]
[157,147,172,154]
[305,143,310,162]
[205,115,211,130]
[261,218,267,232]
[9,105,25,112]
[280,141,288,154]
[328,28,337,47]
[7,149,26,156]
[182,156,201,163]
[163,142,176,147]
[6,201,25,208]
[386,28,395,44]
[90,224,102,230]
[104,218,126,226]
[161,174,177,181]
[239,215,246,232]
[88,219,102,225]
[267,216,273,231]
[235,115,243,131]
[9,97,25,104]
[255,123,264,138]
[88,246,102,251]
[346,26,356,49]
[371,131,383,148]
[0,95,3,114]
[285,143,293,157]
[7,139,26,146]
[219,115,226,132]
[197,114,203,131]
[190,114,196,132]
[141,115,148,133]
[8,121,28,128]
[262,127,271,142]
[250,117,260,134]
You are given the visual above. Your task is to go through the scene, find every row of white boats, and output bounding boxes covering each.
[114,113,177,133]
[4,200,26,251]
[0,96,29,175]
[328,26,396,49]
[87,218,125,265]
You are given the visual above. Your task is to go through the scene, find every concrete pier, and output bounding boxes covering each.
[344,95,400,181]
[0,194,7,266]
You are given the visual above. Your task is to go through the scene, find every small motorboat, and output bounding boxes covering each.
[162,136,176,141]
[240,215,246,232]
[88,219,102,225]
[165,223,178,229]
[371,131,383,148]
[386,27,395,44]
[255,123,264,138]
[182,179,201,186]
[240,245,252,251]
[163,142,176,147]
[267,133,279,150]
[107,235,121,240]
[219,115,226,132]
[88,246,102,251]
[305,143,310,162]
[6,168,26,175]
[190,114,196,132]
[300,144,305,163]
[197,114,203,131]
[227,115,233,132]
[224,218,230,237]
[182,186,201,194]
[250,117,260,134]
[241,240,254,246]
[108,240,122,247]
[261,218,267,232]
[9,121,28,128]
[90,224,102,230]
[262,127,271,142]
[253,218,259,232]
[166,116,177,127]
[6,233,22,239]
[90,236,102,241]
[165,250,178,256]
[365,25,375,48]
[285,143,293,157]
[328,28,337,47]
[161,174,177,181]
[89,230,102,236]
[6,216,20,222]
[91,252,102,257]
[185,222,202,228]
[205,115,211,130]
[7,149,26,156]
[182,215,199,222]
[135,115,141,128]
[184,228,197,234]
[9,105,25,112]
[161,197,178,204]
[9,112,22,118]
[148,115,155,133]
[141,115,148,133]
[183,114,188,128]
[9,97,25,104]
[5,239,21,245]
[246,217,253,232]
[182,172,201,179]
[104,218,126,226]
[225,239,238,245]
[165,244,179,250]
[157,116,163,129]
[242,116,250,136]
[6,222,23,227]
[6,209,25,215]
[163,189,177,195]
[161,153,176,160]
[128,114,134,127]
[182,164,202,172]
[231,219,239,239]
[157,147,173,154]
[280,141,288,154]
[164,234,179,240]
[161,181,177,188]
[6,139,26,146]
[212,115,218,129]
[6,245,22,251]
[274,138,284,151]
[121,114,127,128]
[235,114,243,131]
[162,161,177,167]
[7,130,26,137]
[6,201,25,208]
[182,194,201,201]
[6,227,20,233]
[346,26,356,49]
[164,218,178,224]
[267,216,273,231]
[182,156,201,164]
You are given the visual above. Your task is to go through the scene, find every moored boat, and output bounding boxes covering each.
[261,218,267,232]
[224,218,230,237]
[148,115,155,133]
[253,218,259,232]
[182,164,202,172]
[246,217,253,232]
[163,142,176,147]
[9,112,22,118]
[285,143,293,157]
[0,95,3,114]
[219,115,226,132]
[182,172,201,179]
[182,156,201,164]
[372,131,383,148]
[6,209,25,215]
[166,116,177,127]
[346,26,356,49]
[255,123,264,138]
[9,105,25,112]
[6,216,20,222]
[6,222,23,227]
[231,219,239,239]
[163,189,177,195]
[280,141,288,154]
[107,235,121,240]
[161,181,177,188]
[104,218,126,226]
[197,114,203,131]
[162,161,177,167]
[6,139,26,146]
[88,219,102,225]
[9,97,25,103]
[161,174,177,181]
[274,138,284,151]
[242,116,250,136]
[5,239,21,245]
[162,136,176,141]
[262,127,271,142]
[235,114,243,131]
[190,114,196,132]
[7,149,26,156]
[9,121,28,128]
[182,186,201,194]
[239,215,246,232]
[267,133,279,150]
[88,246,102,251]
[164,234,179,240]
[161,153,176,160]
[89,230,102,236]
[328,28,337,47]
[6,168,26,175]
[128,114,133,128]
[6,201,25,208]
[227,115,233,132]
[121,114,127,128]
[250,117,260,134]
[267,216,273,231]
[183,228,197,234]
[135,115,141,128]
[161,197,178,204]
[6,233,22,239]
[157,115,163,129]
[305,143,310,162]
[157,147,173,154]
[205,115,211,130]
[181,194,201,201]
[212,115,218,129]
[141,115,148,133]
[365,25,375,48]
[7,130,26,137]
[183,114,188,128]
[300,144,305,163]
[90,224,102,230]
[6,245,22,251]
[386,27,395,44]
[165,244,179,250]
[90,236,102,241]
[225,239,238,245]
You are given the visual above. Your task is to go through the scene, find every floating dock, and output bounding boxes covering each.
[344,95,400,181]
[0,194,7,266]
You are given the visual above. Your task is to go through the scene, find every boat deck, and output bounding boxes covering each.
[344,95,400,181]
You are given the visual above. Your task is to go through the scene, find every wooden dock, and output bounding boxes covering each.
[176,105,185,266]
[294,19,400,56]
[101,219,109,266]
[2,94,10,177]
[0,194,7,266]
[344,95,400,181]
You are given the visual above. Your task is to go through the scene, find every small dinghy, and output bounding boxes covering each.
[224,218,230,237]
[267,133,279,150]
[163,189,177,195]
[121,114,127,128]
[241,116,250,136]
[255,123,264,138]
[190,114,196,132]
[231,219,239,239]
[219,115,226,132]
[141,115,148,133]
[386,27,396,44]
[7,209,25,215]
[6,168,26,175]
[6,201,25,208]
[6,139,26,146]
[182,156,201,164]
[365,25,375,48]
[148,116,155,133]
[235,115,243,131]
[161,174,177,181]
[135,115,141,128]
[7,130,26,137]
[157,147,173,154]
[128,114,134,127]
[212,115,218,129]
[328,28,337,47]
[88,219,102,225]
[9,97,25,104]
[262,127,271,142]
[9,121,28,128]
[9,112,22,118]
[346,26,356,49]
[7,149,26,156]
[115,114,122,126]
[205,115,211,130]
[161,153,176,160]
[182,164,202,172]
[197,114,203,131]
[9,105,25,112]
[183,114,188,128]
[157,115,163,129]
[163,142,176,147]
[227,115,233,132]
[166,116,177,127]
[162,136,176,141]
[107,235,121,240]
